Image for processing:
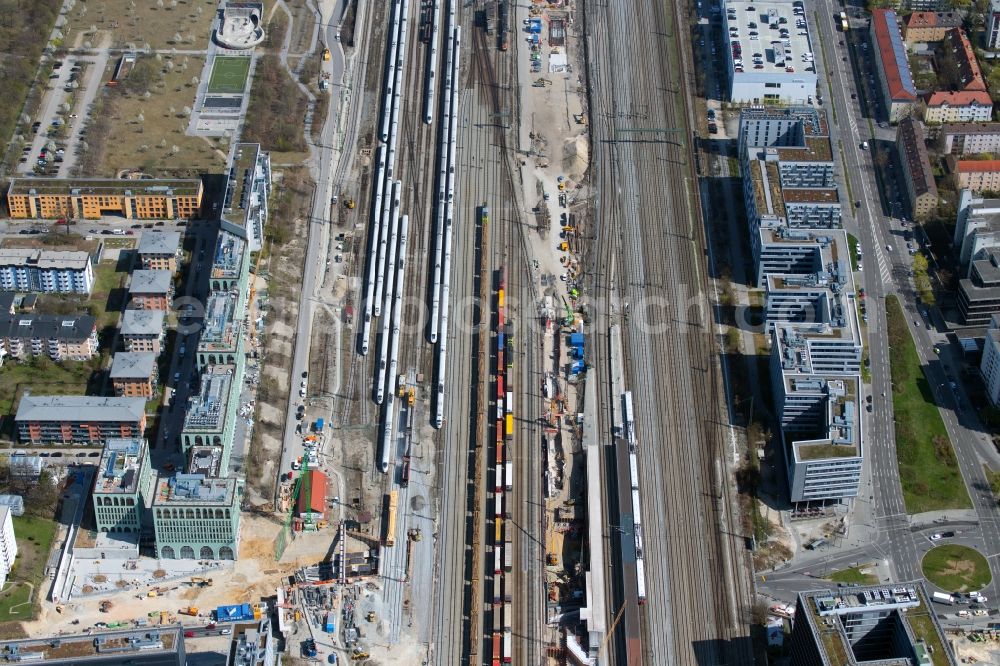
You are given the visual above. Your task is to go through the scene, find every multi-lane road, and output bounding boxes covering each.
[585,0,754,664]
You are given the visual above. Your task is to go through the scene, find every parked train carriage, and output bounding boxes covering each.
[636,557,648,605]
[631,489,642,527]
[496,464,504,493]
[503,629,512,663]
[495,492,503,517]
[492,632,502,666]
[505,413,513,442]
[629,452,639,490]
[493,569,502,603]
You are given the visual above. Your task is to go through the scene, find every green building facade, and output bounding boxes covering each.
[91,438,156,534]
[152,474,242,560]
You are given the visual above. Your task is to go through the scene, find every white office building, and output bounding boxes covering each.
[0,506,17,589]
[982,315,1000,406]
[724,0,817,103]
[955,189,1000,270]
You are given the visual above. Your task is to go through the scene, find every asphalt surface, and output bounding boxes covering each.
[585,1,754,664]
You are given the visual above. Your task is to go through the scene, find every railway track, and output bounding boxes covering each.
[583,0,754,664]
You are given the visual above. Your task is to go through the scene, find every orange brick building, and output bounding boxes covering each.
[6,178,203,220]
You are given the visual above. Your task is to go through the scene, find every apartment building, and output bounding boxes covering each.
[91,438,156,534]
[944,28,986,91]
[991,0,1000,50]
[15,395,147,445]
[0,313,98,362]
[940,122,1000,155]
[6,178,202,220]
[0,506,16,590]
[128,270,174,311]
[903,11,961,44]
[137,231,182,272]
[871,9,917,122]
[896,116,939,220]
[924,91,993,124]
[222,144,271,252]
[788,584,957,665]
[152,474,242,560]
[952,158,1000,193]
[954,189,1000,268]
[110,352,158,398]
[0,249,94,294]
[120,309,166,353]
[179,362,244,473]
[959,248,1000,324]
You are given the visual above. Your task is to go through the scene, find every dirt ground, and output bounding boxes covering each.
[951,631,1000,664]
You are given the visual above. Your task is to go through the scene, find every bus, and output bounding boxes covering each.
[384,491,399,547]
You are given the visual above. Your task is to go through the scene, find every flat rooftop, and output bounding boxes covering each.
[183,366,234,432]
[129,269,173,295]
[94,438,148,495]
[0,249,91,271]
[198,291,239,351]
[9,177,202,197]
[110,351,157,379]
[800,583,956,666]
[16,395,146,423]
[153,473,236,506]
[0,626,181,664]
[121,308,166,336]
[725,0,814,74]
[211,230,246,280]
[187,445,223,477]
[224,144,262,226]
[137,230,182,257]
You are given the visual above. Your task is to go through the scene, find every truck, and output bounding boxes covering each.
[315,417,325,433]
[214,603,261,623]
[322,48,331,61]
[932,591,954,605]
[179,607,199,616]
[324,612,336,633]
[401,455,411,487]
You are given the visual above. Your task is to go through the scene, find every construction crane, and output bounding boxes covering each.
[598,602,627,660]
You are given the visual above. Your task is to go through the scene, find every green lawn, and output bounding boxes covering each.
[922,544,991,592]
[0,357,97,438]
[0,516,58,624]
[847,233,859,271]
[885,296,970,513]
[827,565,878,585]
[208,56,252,93]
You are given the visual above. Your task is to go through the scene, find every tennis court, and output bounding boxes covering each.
[208,56,252,94]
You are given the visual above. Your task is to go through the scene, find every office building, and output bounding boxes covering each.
[197,290,245,368]
[110,352,158,398]
[0,506,16,590]
[91,438,156,534]
[925,91,993,124]
[902,11,961,44]
[6,178,202,220]
[222,144,271,252]
[896,117,938,221]
[129,270,174,311]
[0,627,187,665]
[152,474,242,560]
[981,315,1000,406]
[954,189,1000,268]
[180,362,243,473]
[788,583,957,665]
[940,122,1000,155]
[739,107,842,285]
[989,0,1000,50]
[772,368,863,502]
[764,250,853,328]
[722,0,818,104]
[959,248,1000,325]
[0,249,94,294]
[0,313,98,362]
[137,231,182,272]
[230,616,278,666]
[15,395,147,445]
[120,309,166,354]
[871,9,917,122]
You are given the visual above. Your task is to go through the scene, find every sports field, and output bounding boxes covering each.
[208,56,252,94]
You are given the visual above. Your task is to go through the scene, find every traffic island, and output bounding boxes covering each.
[922,544,991,593]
